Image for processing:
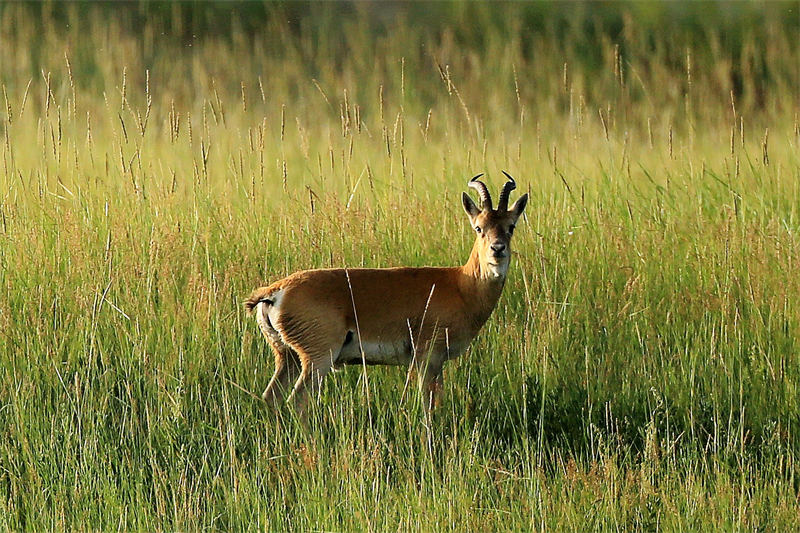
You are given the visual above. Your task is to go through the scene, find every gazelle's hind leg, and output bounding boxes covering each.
[262,343,302,409]
[267,303,349,418]
[285,344,341,418]
[254,300,302,410]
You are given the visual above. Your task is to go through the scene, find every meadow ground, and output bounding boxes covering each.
[1,3,799,530]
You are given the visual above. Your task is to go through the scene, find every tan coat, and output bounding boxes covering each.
[245,174,528,413]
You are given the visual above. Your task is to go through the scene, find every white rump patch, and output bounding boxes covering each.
[255,289,285,342]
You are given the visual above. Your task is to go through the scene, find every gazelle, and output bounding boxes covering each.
[245,172,528,414]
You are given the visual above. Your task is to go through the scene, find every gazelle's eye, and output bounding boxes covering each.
[475,226,482,234]
[509,224,515,235]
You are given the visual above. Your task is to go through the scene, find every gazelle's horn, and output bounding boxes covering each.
[497,171,517,211]
[468,174,492,210]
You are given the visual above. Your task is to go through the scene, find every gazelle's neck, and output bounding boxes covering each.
[458,240,507,328]
[461,239,509,282]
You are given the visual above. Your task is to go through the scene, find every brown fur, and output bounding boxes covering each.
[246,178,528,414]
[244,287,275,314]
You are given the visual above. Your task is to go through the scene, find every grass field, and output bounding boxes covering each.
[1,3,799,530]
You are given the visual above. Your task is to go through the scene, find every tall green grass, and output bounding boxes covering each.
[1,3,799,530]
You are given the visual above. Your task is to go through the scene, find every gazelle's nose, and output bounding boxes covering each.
[490,242,506,255]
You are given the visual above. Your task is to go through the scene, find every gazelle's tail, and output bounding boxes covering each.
[243,286,276,315]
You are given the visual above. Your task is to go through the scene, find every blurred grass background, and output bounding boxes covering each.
[1,1,799,530]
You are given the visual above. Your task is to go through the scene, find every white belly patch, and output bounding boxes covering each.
[337,338,411,366]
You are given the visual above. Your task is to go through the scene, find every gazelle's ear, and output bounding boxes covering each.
[462,192,481,220]
[509,193,528,222]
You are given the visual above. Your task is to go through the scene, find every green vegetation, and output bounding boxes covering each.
[1,2,799,530]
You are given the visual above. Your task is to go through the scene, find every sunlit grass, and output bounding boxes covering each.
[0,3,799,530]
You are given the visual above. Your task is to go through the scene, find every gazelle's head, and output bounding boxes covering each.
[462,172,528,280]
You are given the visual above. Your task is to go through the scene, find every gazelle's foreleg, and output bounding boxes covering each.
[419,361,444,413]
[414,357,444,454]
[411,332,447,413]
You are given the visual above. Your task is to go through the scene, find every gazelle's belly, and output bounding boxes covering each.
[337,337,413,366]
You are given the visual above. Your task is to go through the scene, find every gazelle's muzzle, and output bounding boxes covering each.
[490,242,507,259]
